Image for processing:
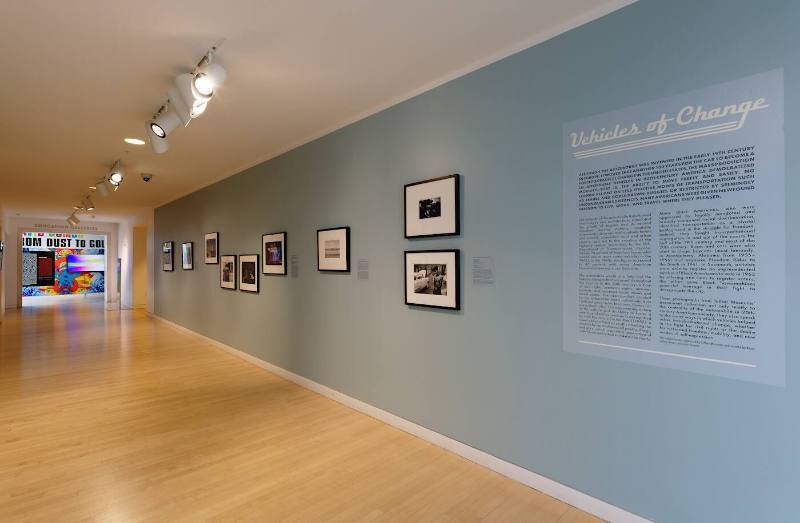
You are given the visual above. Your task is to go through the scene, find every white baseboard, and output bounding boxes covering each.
[151,314,651,523]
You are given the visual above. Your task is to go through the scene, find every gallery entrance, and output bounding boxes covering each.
[20,231,107,307]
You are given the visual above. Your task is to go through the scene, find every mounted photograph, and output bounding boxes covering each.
[405,250,460,310]
[204,232,219,264]
[262,232,287,275]
[239,254,259,292]
[161,241,174,271]
[404,174,460,238]
[220,254,236,290]
[317,226,350,272]
[181,242,193,270]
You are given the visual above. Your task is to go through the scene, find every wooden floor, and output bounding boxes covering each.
[0,299,600,522]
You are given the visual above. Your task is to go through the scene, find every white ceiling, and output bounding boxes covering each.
[0,0,632,223]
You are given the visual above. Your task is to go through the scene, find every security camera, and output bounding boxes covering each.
[141,173,154,182]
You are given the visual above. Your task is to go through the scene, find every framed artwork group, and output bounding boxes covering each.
[403,174,461,310]
[161,172,461,310]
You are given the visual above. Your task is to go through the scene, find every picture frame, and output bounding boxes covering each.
[161,241,174,272]
[181,242,193,270]
[220,254,237,290]
[204,232,219,264]
[404,249,460,310]
[239,254,259,293]
[262,232,287,275]
[317,226,350,272]
[404,174,460,238]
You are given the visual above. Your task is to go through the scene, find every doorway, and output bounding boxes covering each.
[132,226,148,308]
[20,232,107,307]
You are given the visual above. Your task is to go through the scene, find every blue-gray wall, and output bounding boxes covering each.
[155,1,799,520]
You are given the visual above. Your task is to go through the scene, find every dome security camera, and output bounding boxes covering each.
[141,173,154,182]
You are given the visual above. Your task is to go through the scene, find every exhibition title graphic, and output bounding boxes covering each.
[21,232,105,249]
[569,96,768,160]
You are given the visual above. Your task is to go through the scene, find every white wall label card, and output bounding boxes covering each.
[472,256,495,286]
[290,255,299,278]
[563,70,785,385]
[357,259,369,280]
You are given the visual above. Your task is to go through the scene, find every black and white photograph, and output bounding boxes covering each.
[419,197,441,219]
[239,254,259,292]
[220,254,236,290]
[405,174,460,238]
[405,250,460,310]
[317,227,350,272]
[324,240,340,258]
[262,232,286,275]
[413,264,448,295]
[181,242,193,270]
[204,232,219,264]
[161,241,174,271]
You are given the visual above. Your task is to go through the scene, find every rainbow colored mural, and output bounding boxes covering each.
[22,232,105,297]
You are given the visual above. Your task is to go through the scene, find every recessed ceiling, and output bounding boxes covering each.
[0,0,633,222]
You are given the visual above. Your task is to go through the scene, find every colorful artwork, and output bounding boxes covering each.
[22,233,105,296]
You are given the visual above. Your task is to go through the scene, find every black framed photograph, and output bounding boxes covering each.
[404,174,460,238]
[239,254,259,293]
[405,250,460,310]
[262,232,287,275]
[161,241,174,271]
[181,242,193,270]
[204,232,219,264]
[317,226,350,272]
[220,255,236,290]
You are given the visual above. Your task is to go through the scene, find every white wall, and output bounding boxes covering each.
[119,220,133,309]
[3,217,120,309]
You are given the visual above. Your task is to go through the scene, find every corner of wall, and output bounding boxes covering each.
[146,209,155,314]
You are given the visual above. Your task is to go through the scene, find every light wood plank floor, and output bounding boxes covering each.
[0,299,600,522]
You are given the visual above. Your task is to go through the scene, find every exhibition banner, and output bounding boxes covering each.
[563,70,785,385]
[21,231,106,249]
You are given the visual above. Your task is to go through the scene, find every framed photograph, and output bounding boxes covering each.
[204,232,219,264]
[181,242,193,270]
[220,255,236,290]
[404,174,460,238]
[317,226,350,272]
[239,254,259,293]
[405,249,460,310]
[161,241,174,271]
[262,232,287,275]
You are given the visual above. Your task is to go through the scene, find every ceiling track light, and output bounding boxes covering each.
[144,42,226,154]
[67,214,80,226]
[149,104,182,138]
[108,159,124,186]
[83,196,95,211]
[191,45,227,100]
